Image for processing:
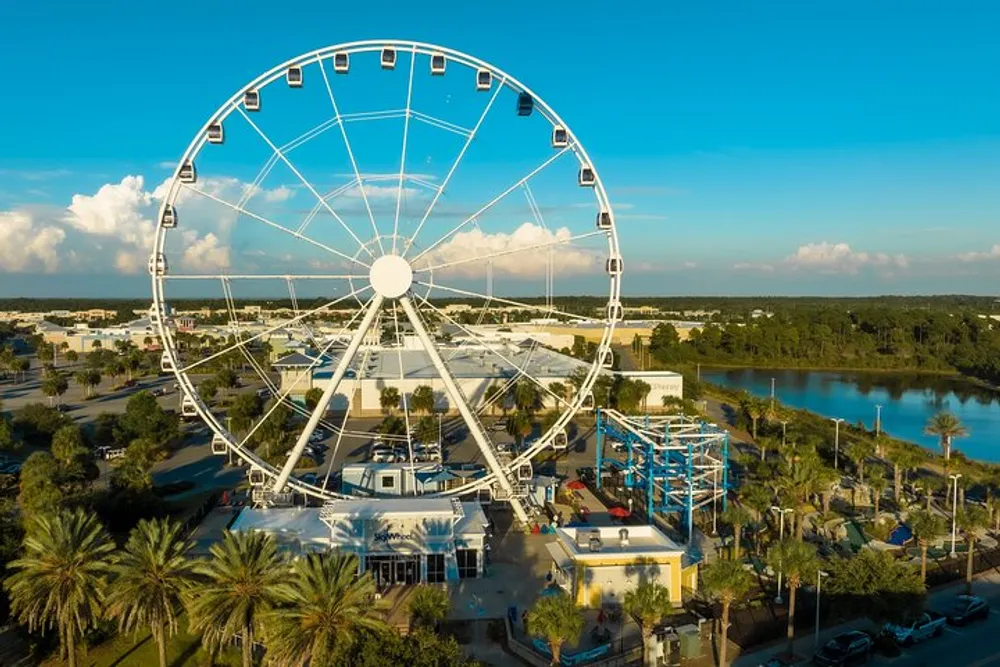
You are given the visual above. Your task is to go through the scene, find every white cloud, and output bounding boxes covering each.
[785,242,908,274]
[64,176,156,264]
[421,222,599,278]
[344,183,422,200]
[181,232,230,272]
[734,262,775,272]
[264,185,295,203]
[0,211,65,272]
[957,245,1000,262]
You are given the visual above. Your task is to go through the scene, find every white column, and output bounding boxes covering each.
[398,296,529,524]
[272,294,385,493]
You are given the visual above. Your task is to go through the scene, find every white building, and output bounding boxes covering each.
[231,498,490,585]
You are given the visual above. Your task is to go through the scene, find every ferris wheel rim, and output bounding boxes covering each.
[150,39,623,503]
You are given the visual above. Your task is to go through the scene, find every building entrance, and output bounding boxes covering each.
[366,554,421,586]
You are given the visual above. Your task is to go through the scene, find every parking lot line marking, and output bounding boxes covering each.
[967,649,1000,667]
[943,626,964,635]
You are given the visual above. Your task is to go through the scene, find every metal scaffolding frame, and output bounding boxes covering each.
[595,408,729,543]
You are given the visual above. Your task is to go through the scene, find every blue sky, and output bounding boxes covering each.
[0,0,998,298]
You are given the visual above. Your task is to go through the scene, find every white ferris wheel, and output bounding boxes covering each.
[149,40,623,522]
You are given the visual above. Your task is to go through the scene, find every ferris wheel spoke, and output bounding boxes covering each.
[163,274,356,281]
[317,55,383,255]
[237,293,376,452]
[408,146,574,265]
[272,293,387,493]
[402,77,506,259]
[412,280,593,323]
[414,295,570,410]
[235,106,376,260]
[398,295,525,521]
[177,285,371,375]
[391,47,417,256]
[412,230,604,274]
[182,184,368,268]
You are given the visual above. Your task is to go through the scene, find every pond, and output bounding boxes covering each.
[700,368,1000,462]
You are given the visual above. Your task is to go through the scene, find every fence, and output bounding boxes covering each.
[503,616,643,667]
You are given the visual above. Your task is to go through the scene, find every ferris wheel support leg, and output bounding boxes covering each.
[272,293,385,493]
[398,295,530,525]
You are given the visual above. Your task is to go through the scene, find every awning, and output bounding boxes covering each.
[546,541,573,572]
[415,469,459,484]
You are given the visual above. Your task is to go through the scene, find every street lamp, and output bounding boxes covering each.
[712,467,719,536]
[875,404,883,436]
[770,506,794,604]
[780,420,789,447]
[830,418,844,471]
[950,473,962,557]
[814,570,829,648]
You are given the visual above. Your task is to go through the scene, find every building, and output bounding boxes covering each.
[342,462,472,496]
[546,525,698,608]
[613,370,684,407]
[232,498,489,585]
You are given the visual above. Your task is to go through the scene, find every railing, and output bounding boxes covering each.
[503,615,643,667]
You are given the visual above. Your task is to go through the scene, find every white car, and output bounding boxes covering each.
[371,448,396,463]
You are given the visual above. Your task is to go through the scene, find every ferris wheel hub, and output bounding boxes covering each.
[369,253,413,299]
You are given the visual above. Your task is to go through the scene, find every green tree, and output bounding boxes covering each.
[51,424,86,466]
[548,382,567,406]
[624,582,673,667]
[506,410,533,446]
[111,438,157,492]
[228,392,264,435]
[18,452,63,515]
[304,387,323,411]
[956,505,988,595]
[766,538,818,657]
[41,373,69,406]
[408,584,450,631]
[414,416,439,445]
[526,592,583,667]
[106,518,199,667]
[187,530,290,667]
[379,386,400,415]
[198,379,219,404]
[845,439,876,485]
[64,350,79,364]
[410,385,435,415]
[825,549,924,624]
[4,509,114,667]
[925,412,967,462]
[0,417,15,453]
[484,384,505,416]
[215,368,238,396]
[720,504,752,560]
[868,468,888,515]
[514,379,541,413]
[909,509,944,583]
[701,560,754,667]
[120,391,179,447]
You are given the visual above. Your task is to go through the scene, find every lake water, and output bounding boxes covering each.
[700,368,1000,463]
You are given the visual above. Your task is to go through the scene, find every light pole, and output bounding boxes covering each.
[438,412,443,445]
[875,404,882,436]
[712,467,718,535]
[830,418,844,471]
[814,570,829,648]
[780,420,789,447]
[770,506,793,604]
[950,473,962,557]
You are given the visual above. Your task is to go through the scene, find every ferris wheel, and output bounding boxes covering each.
[150,40,623,522]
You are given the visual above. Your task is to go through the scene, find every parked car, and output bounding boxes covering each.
[308,430,327,444]
[813,630,874,666]
[943,595,989,626]
[122,379,137,388]
[371,447,397,463]
[882,611,946,646]
[491,418,508,432]
[151,387,168,397]
[298,472,318,485]
[95,446,127,461]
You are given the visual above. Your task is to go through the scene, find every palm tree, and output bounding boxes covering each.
[379,386,400,415]
[187,530,291,667]
[743,396,766,440]
[720,504,752,560]
[263,551,386,666]
[908,509,944,584]
[702,560,754,667]
[507,410,533,447]
[868,468,888,516]
[766,538,818,657]
[756,436,779,462]
[956,505,988,596]
[526,592,583,666]
[925,412,967,462]
[4,509,114,667]
[407,584,450,631]
[845,439,875,485]
[778,457,822,540]
[886,445,922,503]
[106,518,199,667]
[484,384,505,416]
[623,582,672,667]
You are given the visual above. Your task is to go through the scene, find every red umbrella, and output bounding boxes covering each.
[567,480,587,490]
[608,506,630,518]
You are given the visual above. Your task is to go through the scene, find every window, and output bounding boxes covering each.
[380,476,395,489]
[427,554,445,583]
[456,549,477,579]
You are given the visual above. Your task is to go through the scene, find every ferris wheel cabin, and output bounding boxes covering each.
[578,166,596,187]
[607,301,623,323]
[381,47,397,70]
[600,347,614,369]
[553,429,568,450]
[147,253,167,276]
[160,205,177,229]
[180,395,198,418]
[249,468,266,486]
[516,92,534,116]
[243,89,260,111]
[211,434,228,456]
[178,162,196,184]
[207,122,224,145]
[334,52,349,73]
[551,126,568,148]
[476,68,491,90]
[597,210,612,230]
[606,256,623,276]
[286,65,303,87]
[159,351,173,373]
[430,52,446,75]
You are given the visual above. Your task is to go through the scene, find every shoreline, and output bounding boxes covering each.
[689,362,962,377]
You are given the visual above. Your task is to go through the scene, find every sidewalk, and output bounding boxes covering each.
[731,569,1000,666]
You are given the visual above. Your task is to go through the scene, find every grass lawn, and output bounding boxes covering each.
[42,617,241,667]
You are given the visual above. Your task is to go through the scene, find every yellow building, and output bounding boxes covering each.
[546,525,698,608]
